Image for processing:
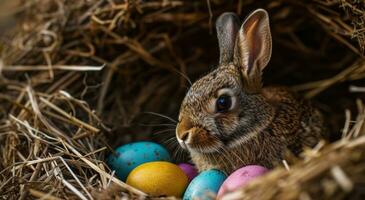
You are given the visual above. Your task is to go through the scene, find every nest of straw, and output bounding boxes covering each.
[0,0,364,199]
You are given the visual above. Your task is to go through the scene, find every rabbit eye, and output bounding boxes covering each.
[216,95,232,113]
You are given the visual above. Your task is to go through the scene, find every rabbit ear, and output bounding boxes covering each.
[216,12,240,65]
[233,9,272,93]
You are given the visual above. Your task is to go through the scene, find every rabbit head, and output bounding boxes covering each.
[176,9,275,154]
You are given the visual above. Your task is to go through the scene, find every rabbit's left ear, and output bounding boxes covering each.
[216,12,240,65]
[234,9,272,93]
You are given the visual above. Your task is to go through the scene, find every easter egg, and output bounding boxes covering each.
[107,141,171,180]
[183,169,227,200]
[126,161,188,197]
[217,165,268,198]
[178,163,198,182]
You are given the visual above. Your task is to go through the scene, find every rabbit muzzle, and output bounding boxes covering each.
[176,116,221,152]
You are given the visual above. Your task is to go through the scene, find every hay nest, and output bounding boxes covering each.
[0,0,364,199]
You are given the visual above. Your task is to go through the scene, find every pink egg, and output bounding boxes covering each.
[178,163,198,182]
[217,165,268,198]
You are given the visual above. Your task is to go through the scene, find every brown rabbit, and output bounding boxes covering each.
[175,9,327,174]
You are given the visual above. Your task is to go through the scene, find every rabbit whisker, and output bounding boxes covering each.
[139,123,177,127]
[164,136,178,145]
[178,145,187,162]
[211,134,235,170]
[152,129,176,137]
[219,145,238,171]
[162,137,187,162]
[174,68,193,86]
[142,111,177,124]
[223,144,244,164]
[219,149,232,172]
[172,142,186,162]
[161,135,177,145]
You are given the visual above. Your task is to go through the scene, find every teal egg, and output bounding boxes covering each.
[183,169,227,200]
[107,141,171,181]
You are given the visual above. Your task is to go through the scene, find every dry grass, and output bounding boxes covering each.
[0,0,364,199]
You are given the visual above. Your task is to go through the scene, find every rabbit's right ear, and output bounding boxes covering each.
[234,9,272,93]
[216,12,240,65]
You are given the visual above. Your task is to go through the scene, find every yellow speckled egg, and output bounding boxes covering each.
[126,161,188,197]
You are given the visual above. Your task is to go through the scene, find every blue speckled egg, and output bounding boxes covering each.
[107,141,171,181]
[183,169,227,200]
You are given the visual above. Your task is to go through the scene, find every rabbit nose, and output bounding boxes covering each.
[180,130,191,142]
[176,116,193,144]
